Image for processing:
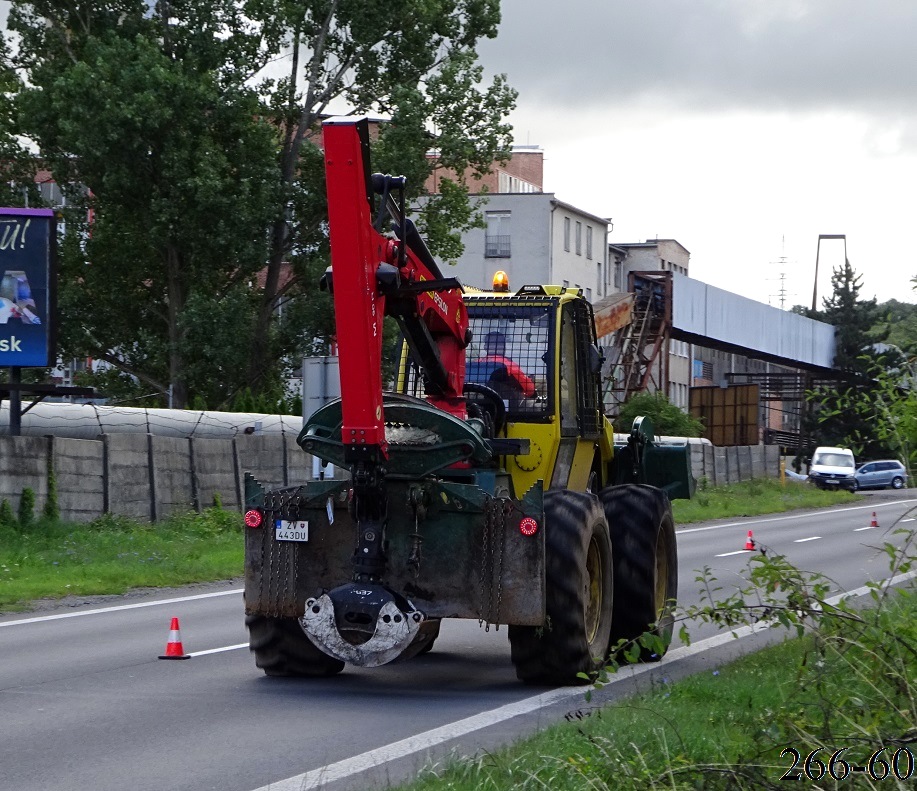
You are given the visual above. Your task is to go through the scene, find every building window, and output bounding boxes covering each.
[485,211,511,258]
[586,226,593,260]
[586,287,592,302]
[575,222,582,255]
[563,217,571,251]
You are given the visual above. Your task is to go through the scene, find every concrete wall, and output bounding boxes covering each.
[689,442,781,486]
[0,433,782,523]
[0,433,328,524]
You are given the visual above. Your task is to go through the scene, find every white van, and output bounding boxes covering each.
[808,446,856,491]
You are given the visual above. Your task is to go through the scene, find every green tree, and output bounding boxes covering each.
[7,0,515,408]
[806,260,892,459]
[244,2,515,394]
[0,34,39,207]
[872,298,917,357]
[614,392,705,437]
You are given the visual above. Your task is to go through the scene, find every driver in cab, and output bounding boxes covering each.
[477,331,536,398]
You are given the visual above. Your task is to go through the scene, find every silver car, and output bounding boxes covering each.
[853,460,908,490]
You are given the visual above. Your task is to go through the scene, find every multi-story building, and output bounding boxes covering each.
[427,145,612,299]
[446,192,612,300]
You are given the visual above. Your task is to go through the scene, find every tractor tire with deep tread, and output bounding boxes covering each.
[509,489,614,685]
[246,614,345,677]
[599,484,678,662]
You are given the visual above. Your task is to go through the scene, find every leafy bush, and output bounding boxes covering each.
[18,488,35,528]
[614,392,705,437]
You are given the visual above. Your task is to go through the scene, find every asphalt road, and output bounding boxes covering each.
[1,490,915,791]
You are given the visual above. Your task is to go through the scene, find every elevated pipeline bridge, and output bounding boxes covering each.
[601,271,842,453]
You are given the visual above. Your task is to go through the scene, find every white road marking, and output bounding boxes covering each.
[902,518,915,523]
[248,566,917,791]
[188,643,248,657]
[677,499,917,535]
[794,536,821,543]
[250,568,917,791]
[854,526,878,532]
[715,549,753,557]
[0,588,243,628]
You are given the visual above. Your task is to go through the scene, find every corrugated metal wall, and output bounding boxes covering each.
[672,274,835,369]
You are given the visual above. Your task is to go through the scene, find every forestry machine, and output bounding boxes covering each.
[243,117,694,684]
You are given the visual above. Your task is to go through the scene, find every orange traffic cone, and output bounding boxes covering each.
[870,512,879,528]
[744,530,756,551]
[159,616,190,660]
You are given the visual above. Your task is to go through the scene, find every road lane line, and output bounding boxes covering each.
[0,588,243,628]
[248,565,917,791]
[715,550,752,557]
[794,536,821,543]
[677,499,917,535]
[854,526,878,532]
[188,643,248,657]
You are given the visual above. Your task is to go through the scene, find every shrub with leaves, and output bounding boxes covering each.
[18,488,35,528]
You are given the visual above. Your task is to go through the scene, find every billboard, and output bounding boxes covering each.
[0,208,57,367]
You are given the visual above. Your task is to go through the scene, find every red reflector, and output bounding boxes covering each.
[244,509,263,528]
[519,516,538,536]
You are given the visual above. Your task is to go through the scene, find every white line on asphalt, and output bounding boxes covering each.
[677,499,917,535]
[0,588,243,628]
[854,526,878,532]
[247,566,917,791]
[902,518,915,523]
[794,536,821,543]
[715,549,752,557]
[188,643,248,657]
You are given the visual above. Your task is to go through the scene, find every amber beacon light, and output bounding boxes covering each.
[492,270,509,292]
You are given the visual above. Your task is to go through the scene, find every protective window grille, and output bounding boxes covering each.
[485,235,511,258]
[399,299,555,421]
[464,302,553,420]
[571,299,603,437]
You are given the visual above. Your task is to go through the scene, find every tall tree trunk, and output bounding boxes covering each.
[166,244,188,408]
[246,104,315,392]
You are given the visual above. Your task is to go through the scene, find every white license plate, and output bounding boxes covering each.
[825,479,838,485]
[275,520,309,542]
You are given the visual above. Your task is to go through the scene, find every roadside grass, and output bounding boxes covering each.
[673,477,858,524]
[0,478,858,612]
[0,508,242,611]
[401,635,809,791]
[399,541,917,791]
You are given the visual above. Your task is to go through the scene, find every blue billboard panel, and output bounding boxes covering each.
[0,208,57,367]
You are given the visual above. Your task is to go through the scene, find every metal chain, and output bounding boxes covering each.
[492,499,511,629]
[479,496,494,630]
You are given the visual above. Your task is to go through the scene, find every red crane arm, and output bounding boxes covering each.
[322,117,469,465]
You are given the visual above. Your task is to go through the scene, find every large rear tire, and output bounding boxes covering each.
[599,484,678,662]
[509,489,614,685]
[246,614,345,677]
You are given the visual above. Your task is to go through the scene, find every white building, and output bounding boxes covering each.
[445,193,612,301]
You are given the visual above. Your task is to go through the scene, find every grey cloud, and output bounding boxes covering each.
[479,0,917,113]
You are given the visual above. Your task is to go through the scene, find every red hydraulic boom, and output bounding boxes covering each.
[322,117,469,469]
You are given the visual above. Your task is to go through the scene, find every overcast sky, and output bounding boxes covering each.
[4,1,915,308]
[476,0,917,308]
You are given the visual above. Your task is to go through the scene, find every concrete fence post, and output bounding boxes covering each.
[232,437,243,510]
[101,434,110,514]
[188,437,201,513]
[147,433,158,523]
